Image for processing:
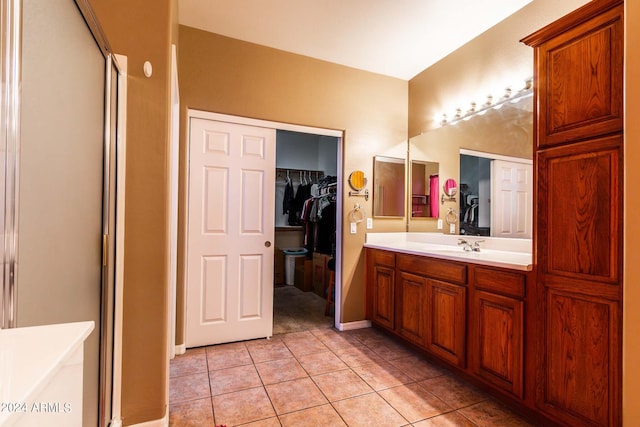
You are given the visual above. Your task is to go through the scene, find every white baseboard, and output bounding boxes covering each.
[337,320,371,331]
[108,419,122,427]
[175,343,186,355]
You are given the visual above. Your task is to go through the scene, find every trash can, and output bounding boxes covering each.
[283,248,308,285]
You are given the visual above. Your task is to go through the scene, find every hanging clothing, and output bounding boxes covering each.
[289,183,312,225]
[315,201,336,255]
[283,181,294,215]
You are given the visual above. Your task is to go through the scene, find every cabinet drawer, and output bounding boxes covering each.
[473,267,525,299]
[397,254,466,285]
[370,249,395,267]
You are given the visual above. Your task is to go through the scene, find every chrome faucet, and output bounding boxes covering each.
[458,238,473,252]
[472,240,485,252]
[458,238,484,252]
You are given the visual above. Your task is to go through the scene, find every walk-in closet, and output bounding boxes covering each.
[273,130,338,334]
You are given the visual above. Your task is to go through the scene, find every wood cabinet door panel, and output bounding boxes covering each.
[473,291,524,398]
[397,271,427,346]
[538,136,621,284]
[426,279,466,367]
[371,265,395,330]
[474,267,525,299]
[538,287,619,427]
[536,4,623,147]
[371,249,396,267]
[397,253,467,285]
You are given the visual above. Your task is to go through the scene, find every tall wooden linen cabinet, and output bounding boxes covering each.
[522,1,623,426]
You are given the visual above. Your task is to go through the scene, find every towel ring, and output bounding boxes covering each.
[445,207,458,224]
[350,204,366,223]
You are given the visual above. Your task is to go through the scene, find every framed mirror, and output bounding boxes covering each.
[410,160,439,218]
[373,156,405,217]
[443,178,457,198]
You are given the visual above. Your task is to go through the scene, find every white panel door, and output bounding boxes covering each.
[491,160,533,238]
[186,118,275,347]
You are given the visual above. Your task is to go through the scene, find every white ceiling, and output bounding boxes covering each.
[178,0,533,80]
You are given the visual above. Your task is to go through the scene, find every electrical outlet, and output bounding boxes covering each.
[449,223,456,234]
[437,219,443,229]
[350,222,357,234]
[366,218,373,229]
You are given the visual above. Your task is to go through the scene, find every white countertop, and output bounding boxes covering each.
[364,232,533,271]
[0,321,94,426]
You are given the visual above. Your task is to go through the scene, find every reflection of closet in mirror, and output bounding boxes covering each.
[459,154,491,235]
[373,156,405,217]
[459,149,532,238]
[410,160,438,218]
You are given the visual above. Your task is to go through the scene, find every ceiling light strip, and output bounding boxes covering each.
[439,78,533,127]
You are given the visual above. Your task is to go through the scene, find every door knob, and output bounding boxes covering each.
[264,241,271,247]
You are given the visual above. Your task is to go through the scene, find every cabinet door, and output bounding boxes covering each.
[538,288,620,427]
[534,4,623,148]
[473,291,523,398]
[371,264,395,330]
[537,135,622,284]
[536,131,622,426]
[426,279,466,367]
[397,271,427,347]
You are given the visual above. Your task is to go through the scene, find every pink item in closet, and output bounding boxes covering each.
[429,174,439,218]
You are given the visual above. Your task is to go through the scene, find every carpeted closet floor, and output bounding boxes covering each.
[273,285,334,335]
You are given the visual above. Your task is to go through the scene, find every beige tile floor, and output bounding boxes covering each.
[169,327,540,426]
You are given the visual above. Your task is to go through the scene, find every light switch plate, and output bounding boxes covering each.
[350,222,357,234]
[449,223,456,234]
[437,219,443,229]
[366,218,373,229]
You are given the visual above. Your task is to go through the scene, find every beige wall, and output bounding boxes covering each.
[176,26,408,341]
[87,0,174,424]
[624,1,640,423]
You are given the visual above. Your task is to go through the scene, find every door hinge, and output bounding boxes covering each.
[102,234,108,266]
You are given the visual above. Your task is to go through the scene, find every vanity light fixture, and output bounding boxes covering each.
[438,78,533,127]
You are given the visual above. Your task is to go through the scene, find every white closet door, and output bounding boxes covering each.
[186,117,275,347]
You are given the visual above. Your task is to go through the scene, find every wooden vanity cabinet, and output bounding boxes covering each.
[471,267,525,399]
[397,253,467,367]
[365,247,533,415]
[523,1,623,426]
[425,277,466,367]
[396,270,427,347]
[365,249,396,331]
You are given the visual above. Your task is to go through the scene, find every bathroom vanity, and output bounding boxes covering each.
[364,233,539,418]
[0,321,94,427]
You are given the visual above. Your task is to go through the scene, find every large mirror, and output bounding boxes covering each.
[408,93,533,235]
[410,160,439,218]
[373,156,405,217]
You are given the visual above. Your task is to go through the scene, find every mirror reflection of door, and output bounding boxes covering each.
[459,153,532,238]
[373,156,405,217]
[411,160,439,218]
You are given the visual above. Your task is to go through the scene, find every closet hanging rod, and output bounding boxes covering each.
[275,168,325,172]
